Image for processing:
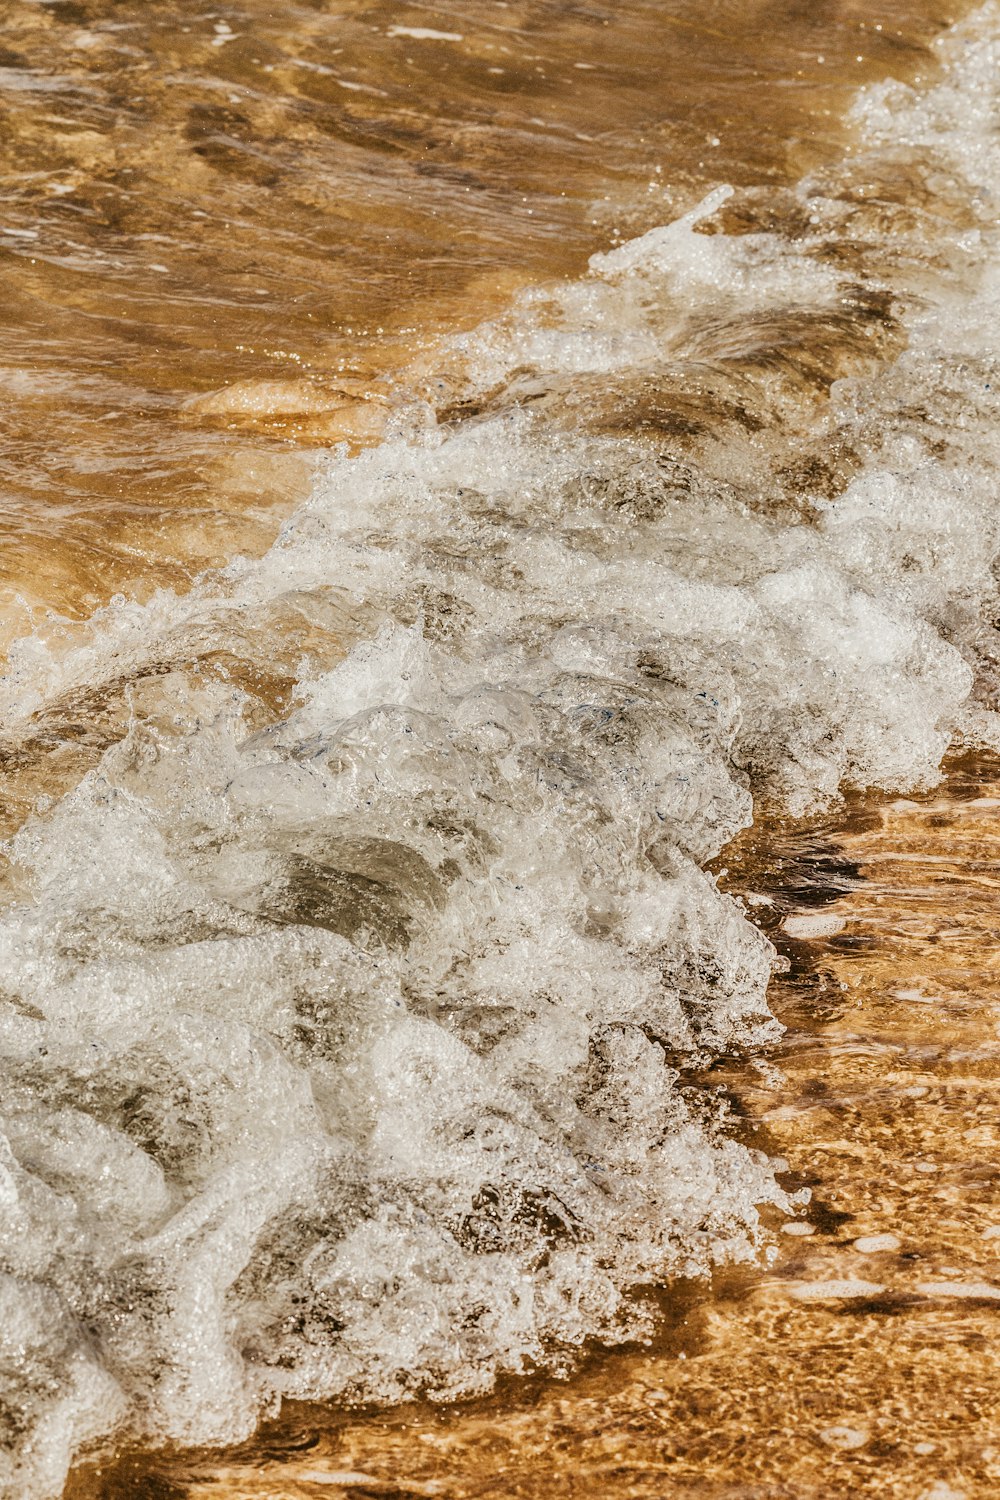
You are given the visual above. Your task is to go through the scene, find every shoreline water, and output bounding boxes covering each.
[68,751,1000,1497]
[0,0,972,636]
[4,3,1000,1493]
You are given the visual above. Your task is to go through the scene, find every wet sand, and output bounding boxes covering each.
[68,754,1000,1499]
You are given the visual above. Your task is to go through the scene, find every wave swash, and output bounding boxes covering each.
[3,7,1000,1494]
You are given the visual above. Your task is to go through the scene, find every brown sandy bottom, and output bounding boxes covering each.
[0,0,971,632]
[69,754,1000,1500]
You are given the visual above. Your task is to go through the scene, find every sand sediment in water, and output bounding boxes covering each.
[0,0,972,631]
[6,2,1000,1491]
[68,755,1000,1498]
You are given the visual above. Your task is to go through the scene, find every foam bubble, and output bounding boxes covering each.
[782,913,847,939]
[790,1280,887,1301]
[854,1234,901,1254]
[820,1426,869,1450]
[5,4,1000,1491]
[916,1281,1000,1300]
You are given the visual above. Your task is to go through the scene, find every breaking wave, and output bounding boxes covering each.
[3,6,1000,1492]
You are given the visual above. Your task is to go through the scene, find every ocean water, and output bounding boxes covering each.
[3,1,1000,1494]
[0,0,958,643]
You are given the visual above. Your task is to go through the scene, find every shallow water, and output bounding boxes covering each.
[0,0,964,632]
[67,753,1000,1497]
[3,1,1000,1495]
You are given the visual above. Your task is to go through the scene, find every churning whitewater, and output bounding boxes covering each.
[4,6,1000,1493]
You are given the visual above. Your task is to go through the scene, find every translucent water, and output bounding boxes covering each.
[4,4,1000,1493]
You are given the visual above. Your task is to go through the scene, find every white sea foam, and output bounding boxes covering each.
[782,913,847,939]
[789,1279,887,1301]
[3,5,1000,1493]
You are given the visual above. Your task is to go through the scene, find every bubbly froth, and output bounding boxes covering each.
[5,5,1000,1494]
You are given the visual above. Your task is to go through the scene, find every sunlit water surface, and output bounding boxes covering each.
[0,0,961,628]
[3,1,1000,1496]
